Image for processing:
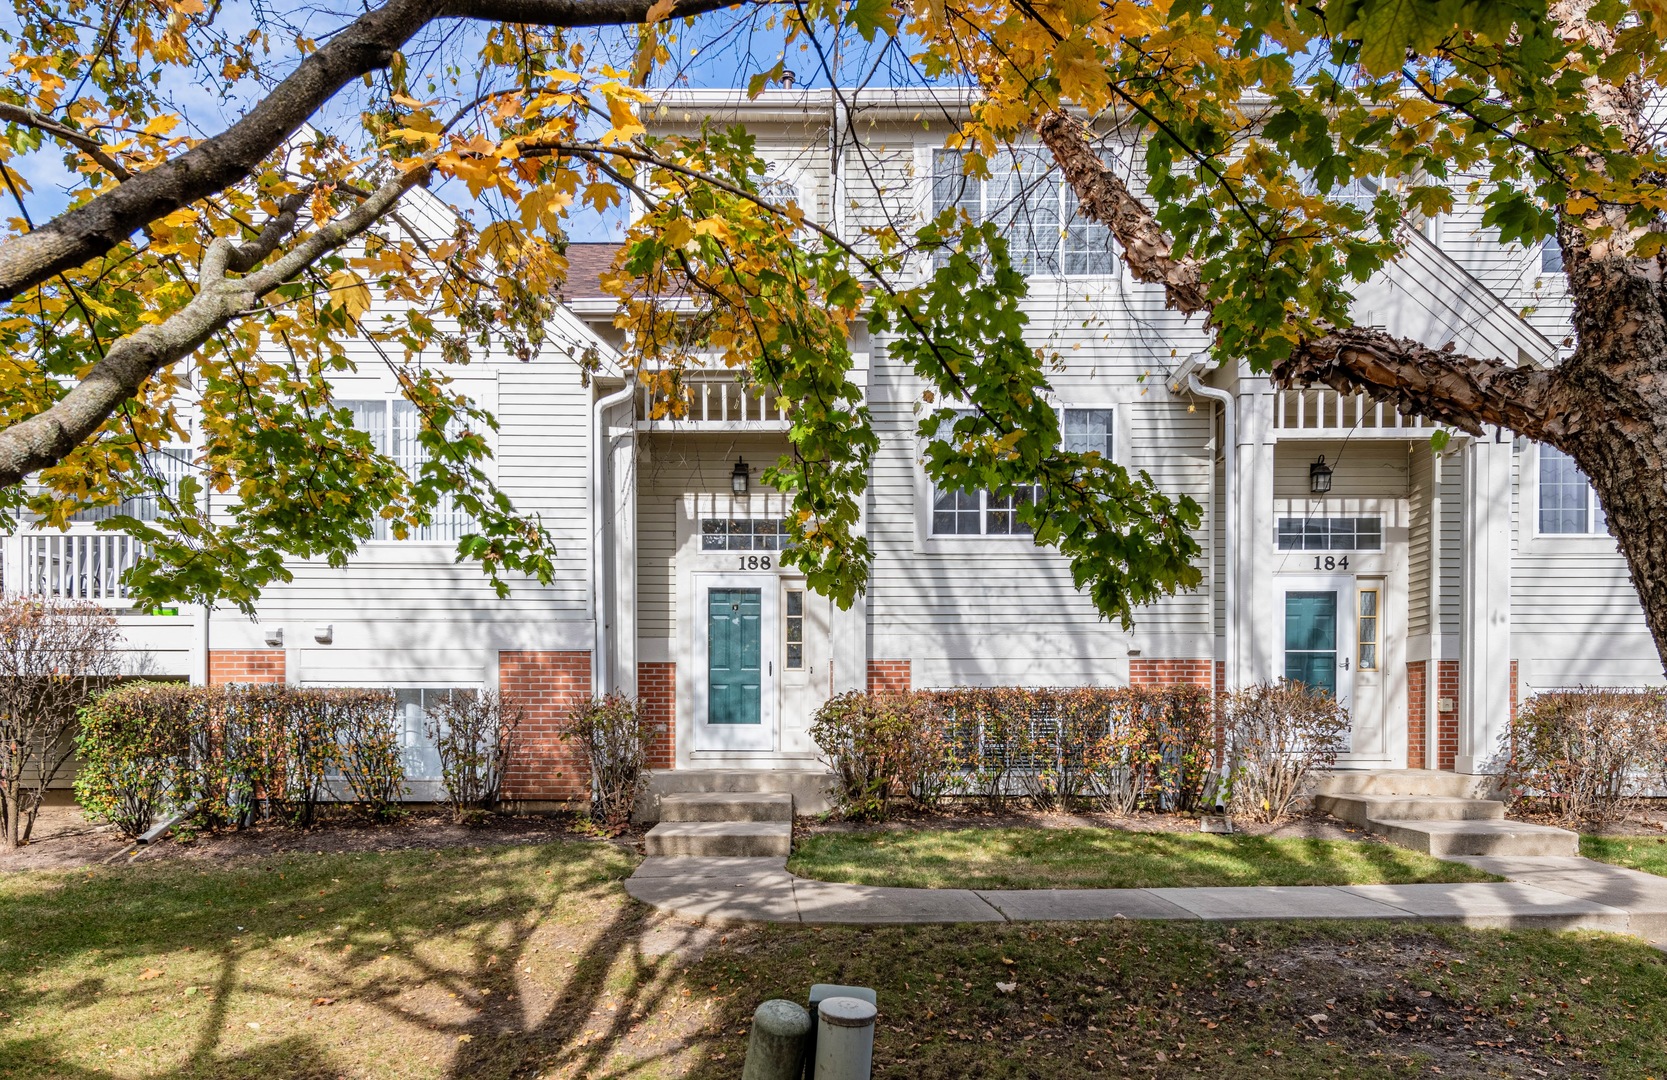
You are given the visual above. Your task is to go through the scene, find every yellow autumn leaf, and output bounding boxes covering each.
[325,269,371,319]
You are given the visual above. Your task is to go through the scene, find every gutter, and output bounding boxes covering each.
[592,380,637,698]
[1172,356,1236,692]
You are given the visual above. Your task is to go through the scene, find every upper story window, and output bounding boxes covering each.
[929,408,1114,537]
[1540,239,1565,274]
[931,148,1118,277]
[1302,173,1380,216]
[342,399,477,542]
[68,448,194,523]
[1538,444,1606,534]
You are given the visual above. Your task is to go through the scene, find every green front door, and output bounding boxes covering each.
[1284,591,1338,697]
[708,588,762,726]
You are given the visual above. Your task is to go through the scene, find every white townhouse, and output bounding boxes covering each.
[5,88,1656,804]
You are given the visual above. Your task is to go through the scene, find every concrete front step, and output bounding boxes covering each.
[637,769,835,821]
[643,821,794,857]
[659,792,794,823]
[1310,769,1499,800]
[1369,817,1579,858]
[1315,793,1505,827]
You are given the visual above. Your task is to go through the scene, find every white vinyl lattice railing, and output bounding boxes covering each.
[17,532,147,602]
[636,376,790,428]
[1274,387,1435,433]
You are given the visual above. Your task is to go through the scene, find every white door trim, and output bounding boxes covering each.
[691,572,779,752]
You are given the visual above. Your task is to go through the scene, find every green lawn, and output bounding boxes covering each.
[4,839,1666,1079]
[788,827,1500,890]
[1582,833,1667,876]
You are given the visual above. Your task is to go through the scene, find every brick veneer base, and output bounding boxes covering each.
[638,662,676,770]
[1436,659,1460,771]
[867,659,911,694]
[208,650,285,685]
[1129,659,1215,688]
[1407,660,1428,770]
[500,651,591,803]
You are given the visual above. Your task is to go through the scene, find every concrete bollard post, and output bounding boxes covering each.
[741,999,812,1080]
[813,996,876,1080]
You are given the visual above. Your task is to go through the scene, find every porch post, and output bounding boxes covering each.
[1456,429,1512,774]
[1235,384,1277,687]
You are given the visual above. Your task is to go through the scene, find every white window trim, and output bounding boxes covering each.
[911,140,1126,284]
[1522,441,1615,548]
[914,396,1131,553]
[332,378,498,547]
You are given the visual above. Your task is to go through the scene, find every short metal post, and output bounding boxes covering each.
[741,999,812,1080]
[813,996,876,1080]
[804,984,876,1079]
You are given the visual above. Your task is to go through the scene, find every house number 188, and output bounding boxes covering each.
[739,555,772,570]
[1314,556,1349,570]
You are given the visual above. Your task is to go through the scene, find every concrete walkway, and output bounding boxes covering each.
[624,854,1667,941]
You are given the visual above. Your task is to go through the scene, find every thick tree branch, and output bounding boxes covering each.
[1032,109,1208,315]
[0,0,746,304]
[0,103,132,181]
[0,166,430,489]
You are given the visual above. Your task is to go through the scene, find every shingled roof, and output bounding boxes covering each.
[561,242,621,300]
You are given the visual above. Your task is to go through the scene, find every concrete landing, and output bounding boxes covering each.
[623,855,1667,941]
[1372,817,1579,857]
[643,821,793,857]
[1314,771,1579,858]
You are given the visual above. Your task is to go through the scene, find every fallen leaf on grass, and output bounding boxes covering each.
[457,1034,473,1044]
[138,969,164,981]
[312,997,336,1006]
[995,982,1017,994]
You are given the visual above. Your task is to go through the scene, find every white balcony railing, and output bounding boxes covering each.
[635,375,791,431]
[13,531,146,603]
[1274,387,1436,436]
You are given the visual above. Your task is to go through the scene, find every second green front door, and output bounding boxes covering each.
[708,588,762,727]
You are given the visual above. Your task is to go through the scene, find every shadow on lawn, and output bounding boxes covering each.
[0,843,740,1080]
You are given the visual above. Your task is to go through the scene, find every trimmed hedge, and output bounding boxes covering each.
[1500,687,1667,824]
[812,685,1216,820]
[75,683,408,838]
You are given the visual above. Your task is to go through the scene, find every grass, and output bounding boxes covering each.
[787,827,1501,890]
[4,839,1667,1078]
[1581,832,1667,876]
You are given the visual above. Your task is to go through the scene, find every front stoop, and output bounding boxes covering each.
[643,821,793,857]
[1315,771,1579,858]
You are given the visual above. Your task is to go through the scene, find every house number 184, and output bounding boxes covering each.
[739,555,773,570]
[1314,556,1349,570]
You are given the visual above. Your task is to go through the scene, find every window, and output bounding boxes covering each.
[929,408,1111,537]
[701,517,790,551]
[392,687,470,781]
[1538,444,1606,534]
[932,148,1118,276]
[1540,239,1565,274]
[69,448,193,523]
[785,589,804,670]
[1357,588,1380,672]
[1275,517,1383,551]
[341,399,476,541]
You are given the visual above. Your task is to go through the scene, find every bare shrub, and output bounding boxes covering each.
[1500,688,1667,825]
[1220,681,1349,823]
[0,597,121,847]
[426,690,520,822]
[562,694,652,827]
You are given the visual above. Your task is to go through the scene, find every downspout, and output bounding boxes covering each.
[592,380,636,699]
[1186,373,1236,693]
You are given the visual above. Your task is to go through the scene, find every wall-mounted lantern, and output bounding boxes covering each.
[732,459,750,496]
[1309,454,1334,494]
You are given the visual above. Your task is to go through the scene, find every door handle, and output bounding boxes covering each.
[1340,658,1350,670]
[769,661,773,676]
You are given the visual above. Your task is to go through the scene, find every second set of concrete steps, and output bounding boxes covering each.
[1314,770,1579,857]
[643,791,794,857]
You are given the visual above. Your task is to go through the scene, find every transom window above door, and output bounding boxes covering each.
[701,517,790,551]
[1276,516,1383,551]
[929,408,1114,537]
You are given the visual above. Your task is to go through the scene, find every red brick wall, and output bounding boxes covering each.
[1436,659,1460,771]
[1509,659,1519,726]
[1406,660,1427,770]
[208,650,285,685]
[638,661,676,771]
[499,651,592,802]
[867,659,911,694]
[1129,659,1215,688]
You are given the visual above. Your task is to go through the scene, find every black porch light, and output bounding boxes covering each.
[732,458,750,495]
[1309,454,1334,494]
